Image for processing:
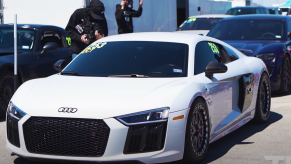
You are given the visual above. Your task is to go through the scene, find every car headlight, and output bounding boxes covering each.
[116,107,170,126]
[7,102,26,120]
[256,53,275,61]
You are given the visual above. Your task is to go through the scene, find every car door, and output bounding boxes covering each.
[194,41,253,137]
[35,30,72,78]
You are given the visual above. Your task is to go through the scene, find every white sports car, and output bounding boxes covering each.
[6,32,271,164]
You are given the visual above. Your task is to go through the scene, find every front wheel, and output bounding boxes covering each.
[0,70,14,116]
[182,98,210,164]
[254,72,271,124]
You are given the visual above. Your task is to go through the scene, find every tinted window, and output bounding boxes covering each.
[256,9,261,14]
[259,8,266,14]
[0,27,35,51]
[194,42,223,75]
[207,19,285,40]
[63,41,189,77]
[226,8,256,15]
[268,9,276,14]
[41,31,64,48]
[177,18,222,31]
[288,20,291,40]
[224,46,239,62]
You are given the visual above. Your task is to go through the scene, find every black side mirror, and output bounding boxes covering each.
[198,7,201,12]
[54,59,66,73]
[205,62,228,79]
[39,42,59,58]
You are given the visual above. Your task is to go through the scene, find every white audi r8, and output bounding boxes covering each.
[6,32,271,164]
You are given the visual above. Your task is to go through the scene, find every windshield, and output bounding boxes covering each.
[177,18,222,31]
[226,8,256,15]
[63,41,189,77]
[0,27,35,51]
[207,19,285,40]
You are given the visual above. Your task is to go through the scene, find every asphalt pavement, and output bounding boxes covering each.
[0,91,290,164]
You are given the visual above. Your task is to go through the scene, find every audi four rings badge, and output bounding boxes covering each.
[58,107,78,113]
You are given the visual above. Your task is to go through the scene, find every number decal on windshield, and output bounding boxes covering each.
[208,42,220,54]
[81,42,107,54]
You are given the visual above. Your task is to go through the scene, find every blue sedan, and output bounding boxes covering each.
[207,15,291,94]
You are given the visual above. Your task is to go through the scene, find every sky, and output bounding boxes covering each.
[252,0,290,6]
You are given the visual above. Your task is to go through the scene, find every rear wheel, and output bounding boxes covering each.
[254,72,271,124]
[182,98,210,164]
[278,57,291,94]
[0,70,14,117]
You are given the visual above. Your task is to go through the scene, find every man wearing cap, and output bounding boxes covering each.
[65,0,108,59]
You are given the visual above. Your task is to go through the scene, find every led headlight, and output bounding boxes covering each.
[256,53,275,61]
[116,107,170,126]
[7,102,26,120]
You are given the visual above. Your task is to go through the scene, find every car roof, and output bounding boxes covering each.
[266,7,279,9]
[0,24,63,29]
[230,6,268,9]
[189,14,233,18]
[222,14,289,20]
[97,32,219,45]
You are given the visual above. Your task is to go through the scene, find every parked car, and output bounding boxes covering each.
[267,7,282,15]
[226,6,269,15]
[175,14,233,36]
[207,15,291,94]
[0,24,72,116]
[6,32,270,164]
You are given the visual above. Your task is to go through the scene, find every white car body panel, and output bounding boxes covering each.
[6,32,268,164]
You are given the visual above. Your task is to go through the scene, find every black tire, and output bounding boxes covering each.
[0,70,14,116]
[182,98,210,164]
[254,72,271,124]
[278,57,291,94]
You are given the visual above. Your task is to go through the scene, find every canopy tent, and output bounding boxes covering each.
[282,1,291,6]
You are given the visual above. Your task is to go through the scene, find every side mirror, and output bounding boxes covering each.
[39,42,59,58]
[54,59,66,73]
[205,62,228,79]
[198,7,201,12]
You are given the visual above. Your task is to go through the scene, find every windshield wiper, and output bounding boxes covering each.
[108,74,152,78]
[60,71,86,76]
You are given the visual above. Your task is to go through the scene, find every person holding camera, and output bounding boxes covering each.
[65,0,108,59]
[115,0,143,34]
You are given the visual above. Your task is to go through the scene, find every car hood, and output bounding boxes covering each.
[223,40,285,54]
[0,49,25,56]
[12,75,193,119]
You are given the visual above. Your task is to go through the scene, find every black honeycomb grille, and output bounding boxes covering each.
[23,117,110,157]
[124,122,167,154]
[7,115,20,147]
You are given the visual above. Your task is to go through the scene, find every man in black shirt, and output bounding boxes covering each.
[65,0,108,59]
[115,0,143,34]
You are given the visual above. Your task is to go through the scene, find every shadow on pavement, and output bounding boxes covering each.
[271,89,291,98]
[165,111,282,164]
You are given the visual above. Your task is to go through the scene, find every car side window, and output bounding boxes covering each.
[223,46,239,62]
[41,31,65,49]
[194,41,225,75]
[256,9,261,14]
[288,20,291,40]
[259,8,266,14]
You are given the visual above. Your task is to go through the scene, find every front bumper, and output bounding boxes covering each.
[6,109,188,164]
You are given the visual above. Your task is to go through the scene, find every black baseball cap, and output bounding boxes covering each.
[87,0,105,20]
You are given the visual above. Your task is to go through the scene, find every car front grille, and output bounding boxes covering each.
[23,117,110,157]
[7,114,20,147]
[124,122,167,154]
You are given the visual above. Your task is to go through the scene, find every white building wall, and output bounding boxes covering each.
[189,0,232,16]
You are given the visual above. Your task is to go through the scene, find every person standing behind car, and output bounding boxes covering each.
[65,0,108,59]
[115,0,143,34]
